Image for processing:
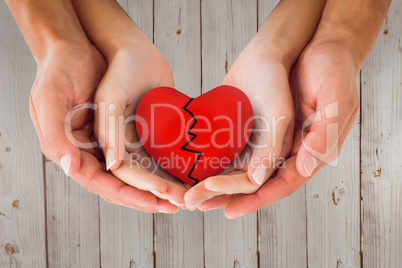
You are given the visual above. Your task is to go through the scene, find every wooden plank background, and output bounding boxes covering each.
[0,0,401,267]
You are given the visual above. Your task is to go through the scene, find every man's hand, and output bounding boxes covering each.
[185,0,391,218]
[72,0,188,210]
[7,0,181,213]
[195,41,359,218]
[292,41,360,178]
[29,40,171,212]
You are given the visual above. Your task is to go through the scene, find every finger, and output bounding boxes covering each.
[132,149,188,206]
[128,206,158,213]
[224,156,309,219]
[222,105,359,219]
[94,57,175,172]
[29,95,46,153]
[184,113,293,208]
[204,173,260,195]
[337,105,359,153]
[197,194,236,211]
[184,180,222,210]
[156,198,180,214]
[100,195,179,214]
[225,63,294,187]
[112,152,186,205]
[296,100,358,177]
[184,174,253,210]
[111,155,168,194]
[247,110,293,186]
[30,89,81,176]
[223,113,358,219]
[94,79,126,171]
[75,150,157,208]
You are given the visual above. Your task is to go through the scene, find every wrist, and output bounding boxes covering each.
[244,33,294,73]
[312,22,371,70]
[71,0,151,63]
[312,0,391,69]
[236,40,289,79]
[97,25,151,63]
[6,0,87,62]
[249,0,327,72]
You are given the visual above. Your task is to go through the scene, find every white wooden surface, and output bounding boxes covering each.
[46,160,101,267]
[306,91,361,267]
[361,0,402,267]
[153,1,204,267]
[0,0,401,267]
[201,1,258,267]
[257,1,308,267]
[0,4,47,268]
[97,2,155,268]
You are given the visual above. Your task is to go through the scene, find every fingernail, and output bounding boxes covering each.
[204,181,220,192]
[60,155,71,175]
[158,207,174,214]
[169,200,184,207]
[150,190,165,197]
[252,163,267,185]
[199,207,218,212]
[158,209,171,214]
[304,155,318,176]
[188,202,202,211]
[106,148,116,170]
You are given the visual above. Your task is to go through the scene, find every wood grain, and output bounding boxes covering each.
[361,1,402,267]
[256,1,308,267]
[99,2,155,267]
[116,0,128,12]
[153,1,204,267]
[306,83,361,267]
[0,3,47,267]
[0,0,401,266]
[46,161,100,267]
[201,1,258,267]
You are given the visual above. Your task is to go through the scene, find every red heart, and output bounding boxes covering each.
[135,86,253,186]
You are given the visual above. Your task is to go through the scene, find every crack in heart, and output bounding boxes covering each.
[180,98,202,186]
[136,86,253,186]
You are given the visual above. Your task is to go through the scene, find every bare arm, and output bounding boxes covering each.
[4,0,174,212]
[5,0,87,61]
[196,0,392,217]
[71,0,149,62]
[184,0,328,207]
[313,0,392,68]
[253,0,327,71]
[71,0,188,206]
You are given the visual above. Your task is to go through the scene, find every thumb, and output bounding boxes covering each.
[296,106,340,177]
[94,84,126,171]
[247,112,294,186]
[30,91,81,176]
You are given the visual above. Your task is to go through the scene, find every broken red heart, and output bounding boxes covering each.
[135,85,253,186]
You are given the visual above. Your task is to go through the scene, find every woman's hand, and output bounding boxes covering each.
[183,0,327,210]
[94,40,188,210]
[191,0,390,218]
[6,0,183,213]
[183,47,295,210]
[71,0,188,210]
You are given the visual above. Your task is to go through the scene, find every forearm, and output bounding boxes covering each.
[5,0,87,62]
[72,0,149,62]
[313,0,391,68]
[253,0,327,71]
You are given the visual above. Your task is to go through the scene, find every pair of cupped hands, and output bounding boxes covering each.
[29,26,359,218]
